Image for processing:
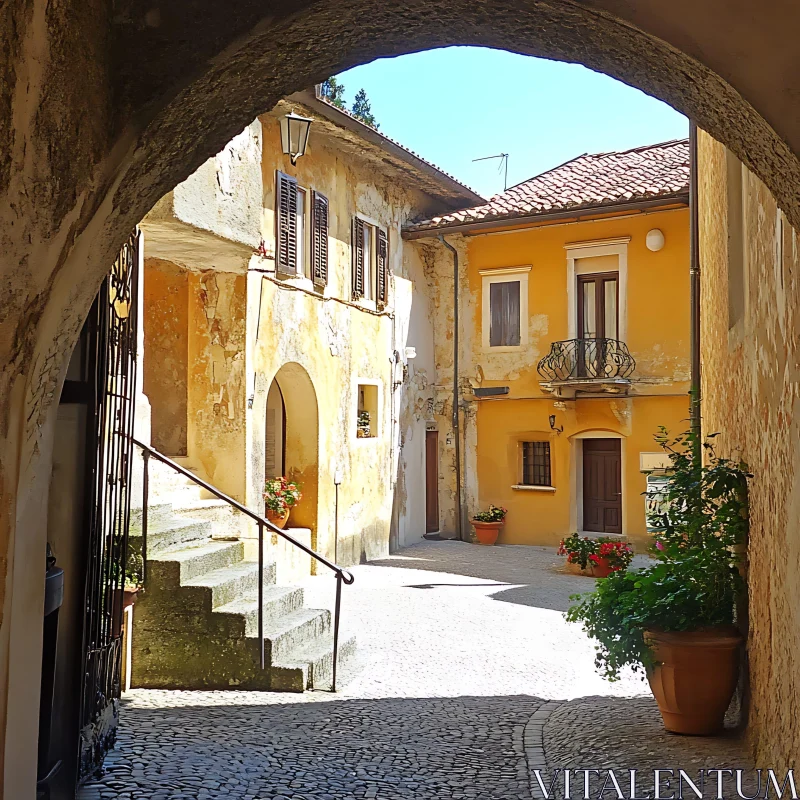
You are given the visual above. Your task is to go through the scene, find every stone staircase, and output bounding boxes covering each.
[129,460,356,692]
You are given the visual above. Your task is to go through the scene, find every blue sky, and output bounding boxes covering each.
[337,47,688,199]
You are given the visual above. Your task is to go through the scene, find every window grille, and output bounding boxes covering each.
[522,441,551,486]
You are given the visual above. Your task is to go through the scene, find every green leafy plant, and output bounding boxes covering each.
[472,504,507,523]
[351,88,379,129]
[566,428,750,681]
[263,477,303,515]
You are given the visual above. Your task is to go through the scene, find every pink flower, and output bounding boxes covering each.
[655,540,665,551]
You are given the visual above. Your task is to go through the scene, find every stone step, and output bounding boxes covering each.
[130,501,173,531]
[183,560,274,610]
[129,515,214,555]
[270,633,358,692]
[261,607,331,664]
[145,540,245,586]
[214,586,306,636]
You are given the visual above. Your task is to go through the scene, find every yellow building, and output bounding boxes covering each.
[405,141,691,548]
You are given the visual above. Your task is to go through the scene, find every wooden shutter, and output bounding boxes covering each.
[276,171,298,275]
[376,228,389,307]
[311,191,329,288]
[352,217,365,299]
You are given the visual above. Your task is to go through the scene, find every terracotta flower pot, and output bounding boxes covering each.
[645,626,742,735]
[471,520,503,545]
[590,557,614,578]
[564,559,593,576]
[266,507,290,529]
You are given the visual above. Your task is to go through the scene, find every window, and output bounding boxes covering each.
[352,217,389,306]
[490,281,521,346]
[276,172,329,287]
[480,266,530,350]
[356,383,379,439]
[522,441,551,486]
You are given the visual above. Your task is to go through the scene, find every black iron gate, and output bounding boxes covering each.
[77,230,140,784]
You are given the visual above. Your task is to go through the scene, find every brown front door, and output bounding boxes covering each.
[425,430,439,533]
[583,439,622,534]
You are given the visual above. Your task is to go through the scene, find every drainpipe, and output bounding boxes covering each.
[689,123,702,461]
[438,235,463,541]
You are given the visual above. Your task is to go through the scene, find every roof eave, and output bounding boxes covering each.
[401,193,690,240]
[284,89,485,207]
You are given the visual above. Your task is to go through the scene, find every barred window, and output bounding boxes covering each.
[522,441,551,486]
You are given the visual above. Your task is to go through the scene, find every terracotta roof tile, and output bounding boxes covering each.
[404,139,689,233]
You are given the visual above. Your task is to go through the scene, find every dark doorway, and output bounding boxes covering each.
[582,438,622,534]
[425,431,439,533]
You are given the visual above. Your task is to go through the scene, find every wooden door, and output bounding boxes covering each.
[425,430,439,533]
[583,439,622,534]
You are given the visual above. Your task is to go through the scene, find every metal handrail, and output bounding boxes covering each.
[537,337,635,382]
[132,437,354,691]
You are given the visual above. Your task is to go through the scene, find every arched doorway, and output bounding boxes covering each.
[264,364,319,540]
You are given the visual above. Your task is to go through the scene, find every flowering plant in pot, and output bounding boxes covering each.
[588,539,635,577]
[470,505,507,545]
[558,534,633,576]
[263,477,303,529]
[566,428,751,735]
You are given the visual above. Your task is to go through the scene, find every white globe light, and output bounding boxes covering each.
[646,228,665,252]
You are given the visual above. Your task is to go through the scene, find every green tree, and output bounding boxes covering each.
[351,88,379,129]
[320,77,346,109]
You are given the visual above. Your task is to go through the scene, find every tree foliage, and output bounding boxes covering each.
[351,88,379,129]
[320,77,346,109]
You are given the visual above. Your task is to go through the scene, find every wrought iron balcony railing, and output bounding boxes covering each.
[537,338,635,382]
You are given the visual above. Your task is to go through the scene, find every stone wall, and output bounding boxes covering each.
[698,130,800,769]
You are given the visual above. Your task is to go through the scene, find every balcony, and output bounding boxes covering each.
[537,338,635,398]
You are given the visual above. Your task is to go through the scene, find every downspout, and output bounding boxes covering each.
[438,235,463,541]
[689,123,702,460]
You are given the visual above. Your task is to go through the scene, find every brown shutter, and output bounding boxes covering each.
[376,228,389,307]
[311,191,329,288]
[352,217,365,299]
[276,171,298,275]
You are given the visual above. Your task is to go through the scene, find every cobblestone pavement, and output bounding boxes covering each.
[79,541,752,799]
[537,697,755,799]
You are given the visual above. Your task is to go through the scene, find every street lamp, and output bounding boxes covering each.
[280,111,313,165]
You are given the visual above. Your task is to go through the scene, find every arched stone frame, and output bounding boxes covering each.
[568,428,627,537]
[260,363,320,546]
[8,3,800,789]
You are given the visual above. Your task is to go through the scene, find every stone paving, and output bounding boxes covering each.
[79,541,753,800]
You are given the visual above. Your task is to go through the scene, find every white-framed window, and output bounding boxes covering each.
[355,380,380,439]
[480,266,531,351]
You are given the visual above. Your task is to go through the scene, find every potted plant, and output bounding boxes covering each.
[567,428,750,735]
[470,505,507,545]
[111,558,142,637]
[357,410,371,438]
[263,477,302,528]
[558,534,634,576]
[588,539,634,577]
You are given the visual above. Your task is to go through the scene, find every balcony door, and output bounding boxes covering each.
[577,273,618,376]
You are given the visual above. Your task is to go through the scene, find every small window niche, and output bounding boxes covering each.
[357,383,379,439]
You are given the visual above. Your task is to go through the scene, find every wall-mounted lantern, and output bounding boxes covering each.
[549,414,564,434]
[280,111,313,165]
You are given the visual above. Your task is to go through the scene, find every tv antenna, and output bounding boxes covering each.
[473,152,509,191]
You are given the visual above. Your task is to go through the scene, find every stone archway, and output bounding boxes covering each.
[5,3,800,792]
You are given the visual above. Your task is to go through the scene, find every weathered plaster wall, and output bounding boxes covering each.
[424,209,691,546]
[698,131,800,771]
[187,270,248,500]
[143,258,189,456]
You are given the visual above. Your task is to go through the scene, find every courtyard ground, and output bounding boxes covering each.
[78,541,753,800]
